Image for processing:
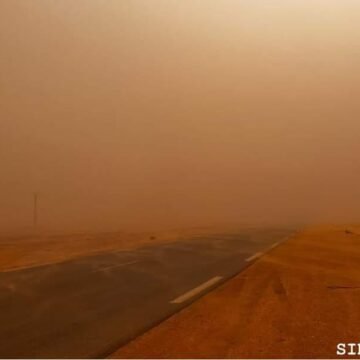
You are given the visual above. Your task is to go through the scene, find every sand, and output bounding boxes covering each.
[111,225,360,359]
[0,226,228,272]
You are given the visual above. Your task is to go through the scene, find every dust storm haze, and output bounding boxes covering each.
[1,0,360,232]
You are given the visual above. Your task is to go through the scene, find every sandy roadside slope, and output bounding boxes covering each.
[111,226,360,359]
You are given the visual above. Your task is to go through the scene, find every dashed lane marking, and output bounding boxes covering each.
[170,276,223,304]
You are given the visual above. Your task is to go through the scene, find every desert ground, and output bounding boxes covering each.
[0,227,218,272]
[0,226,292,358]
[1,225,359,358]
[111,225,360,359]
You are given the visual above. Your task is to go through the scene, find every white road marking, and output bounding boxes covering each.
[246,240,282,263]
[269,241,280,249]
[94,260,139,272]
[170,276,223,304]
[246,252,263,262]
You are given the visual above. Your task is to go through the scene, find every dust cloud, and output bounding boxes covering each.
[1,0,360,232]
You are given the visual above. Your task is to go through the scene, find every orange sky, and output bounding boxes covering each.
[1,0,360,231]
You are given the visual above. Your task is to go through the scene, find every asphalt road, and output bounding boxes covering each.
[0,228,295,358]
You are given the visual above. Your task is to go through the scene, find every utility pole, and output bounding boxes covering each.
[33,192,38,228]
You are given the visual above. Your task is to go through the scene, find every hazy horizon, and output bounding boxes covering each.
[2,0,360,232]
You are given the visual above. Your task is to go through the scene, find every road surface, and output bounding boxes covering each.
[111,226,360,359]
[0,228,295,358]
